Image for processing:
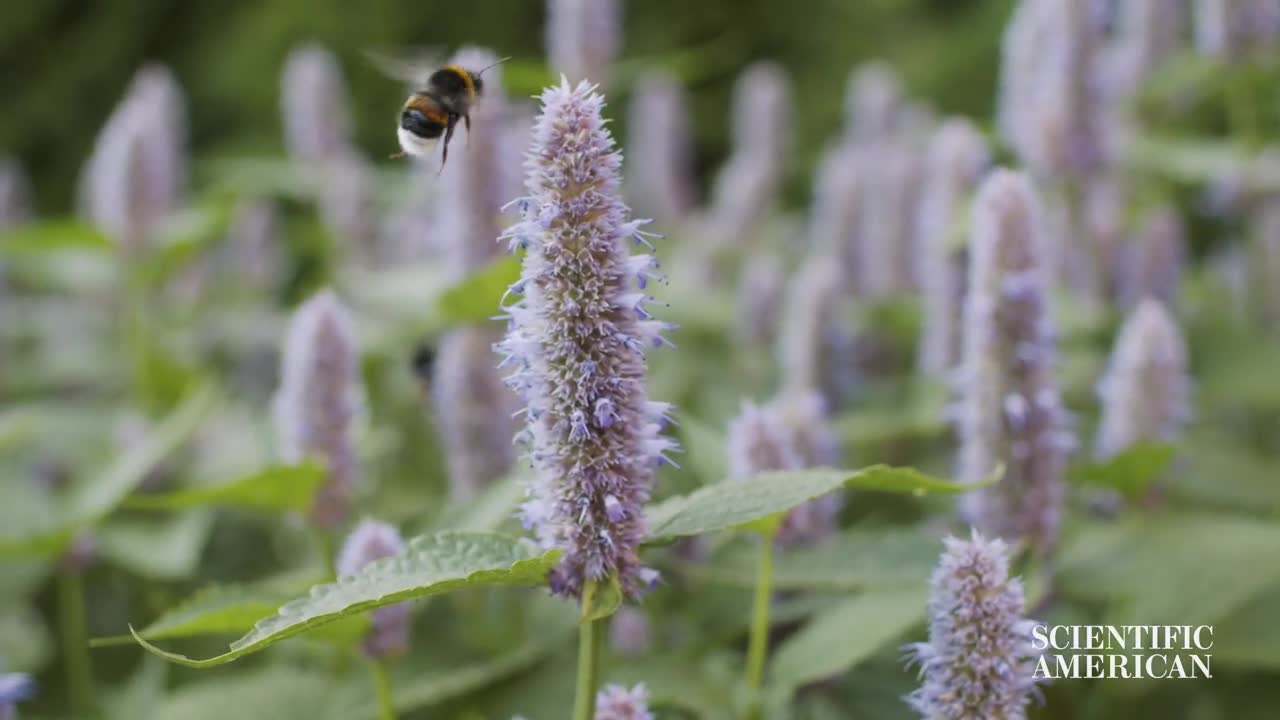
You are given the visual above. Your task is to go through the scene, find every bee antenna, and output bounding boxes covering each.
[476,56,513,77]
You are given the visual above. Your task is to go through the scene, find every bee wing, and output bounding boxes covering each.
[363,47,444,89]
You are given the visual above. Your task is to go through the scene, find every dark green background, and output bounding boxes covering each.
[1,0,1013,213]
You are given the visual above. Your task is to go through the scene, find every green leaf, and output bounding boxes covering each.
[102,656,168,720]
[1214,583,1280,671]
[1173,432,1280,514]
[94,580,367,648]
[96,585,294,647]
[436,255,521,325]
[682,527,939,592]
[770,588,927,691]
[149,665,348,720]
[0,411,38,453]
[1123,133,1266,188]
[645,465,996,543]
[0,220,112,255]
[123,463,325,512]
[608,654,737,720]
[581,576,623,623]
[96,511,216,580]
[130,532,560,667]
[205,157,316,200]
[1069,443,1177,499]
[0,385,215,557]
[1059,513,1280,626]
[382,596,577,716]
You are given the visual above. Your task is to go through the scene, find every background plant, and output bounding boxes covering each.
[4,1,1280,719]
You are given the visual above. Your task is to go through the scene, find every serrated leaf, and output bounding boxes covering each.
[0,385,215,557]
[645,465,995,543]
[437,255,521,325]
[123,463,325,512]
[93,581,366,648]
[683,527,939,591]
[96,585,295,647]
[770,588,927,691]
[96,511,216,580]
[1070,443,1177,499]
[131,532,559,667]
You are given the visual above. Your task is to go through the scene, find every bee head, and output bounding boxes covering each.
[429,67,470,97]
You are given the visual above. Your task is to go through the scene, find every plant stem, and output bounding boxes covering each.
[745,535,776,720]
[572,585,605,720]
[370,659,396,720]
[58,569,94,716]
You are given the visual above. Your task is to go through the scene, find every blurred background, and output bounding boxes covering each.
[2,0,1013,213]
[5,0,1280,718]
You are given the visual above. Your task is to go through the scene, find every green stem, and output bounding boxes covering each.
[58,570,94,716]
[745,535,776,720]
[370,659,396,720]
[572,587,605,720]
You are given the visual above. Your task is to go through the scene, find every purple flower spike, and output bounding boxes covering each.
[497,78,677,599]
[1096,299,1192,459]
[594,683,654,720]
[274,289,362,530]
[957,170,1070,556]
[626,71,696,224]
[546,0,620,86]
[998,0,1108,180]
[904,531,1042,720]
[727,393,842,546]
[1195,0,1280,62]
[336,519,410,659]
[916,119,991,377]
[80,64,188,253]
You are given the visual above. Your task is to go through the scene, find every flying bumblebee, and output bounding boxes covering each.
[371,51,510,172]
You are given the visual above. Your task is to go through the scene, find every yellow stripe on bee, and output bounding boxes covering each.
[404,95,450,125]
[444,64,476,98]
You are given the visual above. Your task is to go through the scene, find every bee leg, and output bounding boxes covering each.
[437,116,458,175]
[464,114,471,147]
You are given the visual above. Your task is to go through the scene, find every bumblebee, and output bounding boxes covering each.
[395,57,509,171]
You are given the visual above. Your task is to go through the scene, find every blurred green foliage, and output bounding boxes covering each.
[1,0,1012,213]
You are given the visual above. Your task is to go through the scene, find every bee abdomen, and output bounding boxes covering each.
[401,104,447,139]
